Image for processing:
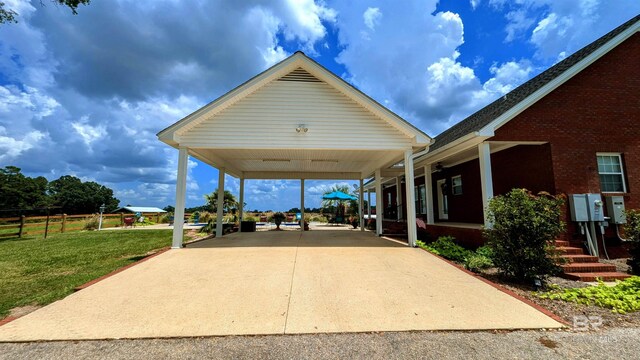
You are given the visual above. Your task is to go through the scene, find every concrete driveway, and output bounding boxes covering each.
[0,231,563,341]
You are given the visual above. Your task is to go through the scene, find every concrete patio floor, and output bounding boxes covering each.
[0,231,563,341]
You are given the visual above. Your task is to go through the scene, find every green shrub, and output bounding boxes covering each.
[309,215,328,222]
[475,245,494,260]
[465,254,494,272]
[485,189,565,282]
[243,215,257,222]
[422,236,473,263]
[537,276,640,314]
[624,209,640,275]
[158,213,172,224]
[200,220,214,234]
[83,215,99,230]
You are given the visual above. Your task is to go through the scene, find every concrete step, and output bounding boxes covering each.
[561,272,632,282]
[556,246,585,255]
[560,254,599,263]
[561,262,617,273]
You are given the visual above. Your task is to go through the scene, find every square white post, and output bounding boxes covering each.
[478,142,494,228]
[424,165,434,225]
[300,179,305,232]
[395,176,402,220]
[359,179,364,231]
[404,150,417,247]
[375,169,383,236]
[216,169,225,238]
[172,147,188,249]
[238,178,244,232]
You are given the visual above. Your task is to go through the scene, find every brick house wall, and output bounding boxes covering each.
[490,33,640,238]
[423,32,638,244]
[431,144,555,224]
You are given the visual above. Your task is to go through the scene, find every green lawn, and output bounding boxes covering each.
[0,230,175,319]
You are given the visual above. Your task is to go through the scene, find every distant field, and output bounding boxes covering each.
[0,230,178,319]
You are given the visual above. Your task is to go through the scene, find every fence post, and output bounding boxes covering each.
[44,211,50,239]
[120,212,124,227]
[19,215,25,238]
[61,214,67,233]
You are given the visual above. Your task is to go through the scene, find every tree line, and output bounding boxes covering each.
[0,166,119,217]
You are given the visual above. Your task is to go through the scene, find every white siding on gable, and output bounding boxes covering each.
[178,77,414,150]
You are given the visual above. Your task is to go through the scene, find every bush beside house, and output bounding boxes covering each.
[624,210,640,275]
[484,188,565,283]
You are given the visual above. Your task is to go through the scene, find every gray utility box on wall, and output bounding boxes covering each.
[586,193,604,222]
[569,194,589,222]
[605,196,626,224]
[569,193,605,222]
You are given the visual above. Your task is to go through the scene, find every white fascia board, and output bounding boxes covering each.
[414,133,488,167]
[479,21,639,136]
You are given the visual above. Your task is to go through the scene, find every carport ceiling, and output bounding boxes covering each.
[189,148,405,179]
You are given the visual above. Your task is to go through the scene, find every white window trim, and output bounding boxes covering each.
[451,175,463,195]
[596,152,627,193]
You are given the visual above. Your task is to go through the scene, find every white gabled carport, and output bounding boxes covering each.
[158,51,431,248]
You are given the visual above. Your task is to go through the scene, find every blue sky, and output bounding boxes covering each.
[0,0,638,211]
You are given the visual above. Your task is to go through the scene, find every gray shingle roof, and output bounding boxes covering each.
[429,14,640,151]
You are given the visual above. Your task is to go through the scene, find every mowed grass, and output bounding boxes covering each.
[0,230,174,318]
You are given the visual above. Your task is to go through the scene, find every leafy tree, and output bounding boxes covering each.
[163,205,175,213]
[624,209,640,275]
[484,189,565,283]
[48,175,119,214]
[0,166,49,213]
[1,0,90,24]
[205,188,237,213]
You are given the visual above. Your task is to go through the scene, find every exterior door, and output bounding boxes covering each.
[436,179,448,220]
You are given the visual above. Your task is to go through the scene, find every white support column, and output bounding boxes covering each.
[359,179,364,231]
[367,190,372,222]
[478,142,494,228]
[395,176,402,220]
[404,150,418,247]
[216,169,225,238]
[300,179,305,232]
[172,147,188,249]
[238,178,244,232]
[375,169,383,236]
[424,164,434,225]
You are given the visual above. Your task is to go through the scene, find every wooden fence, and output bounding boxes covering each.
[0,212,191,239]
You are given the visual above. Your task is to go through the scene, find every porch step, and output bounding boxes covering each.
[561,263,617,273]
[561,272,632,282]
[560,254,599,263]
[556,246,585,255]
[553,240,570,247]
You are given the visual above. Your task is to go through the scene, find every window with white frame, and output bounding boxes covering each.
[597,153,626,192]
[451,175,463,195]
[414,184,427,214]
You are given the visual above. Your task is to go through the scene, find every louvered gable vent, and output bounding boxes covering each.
[278,67,323,83]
